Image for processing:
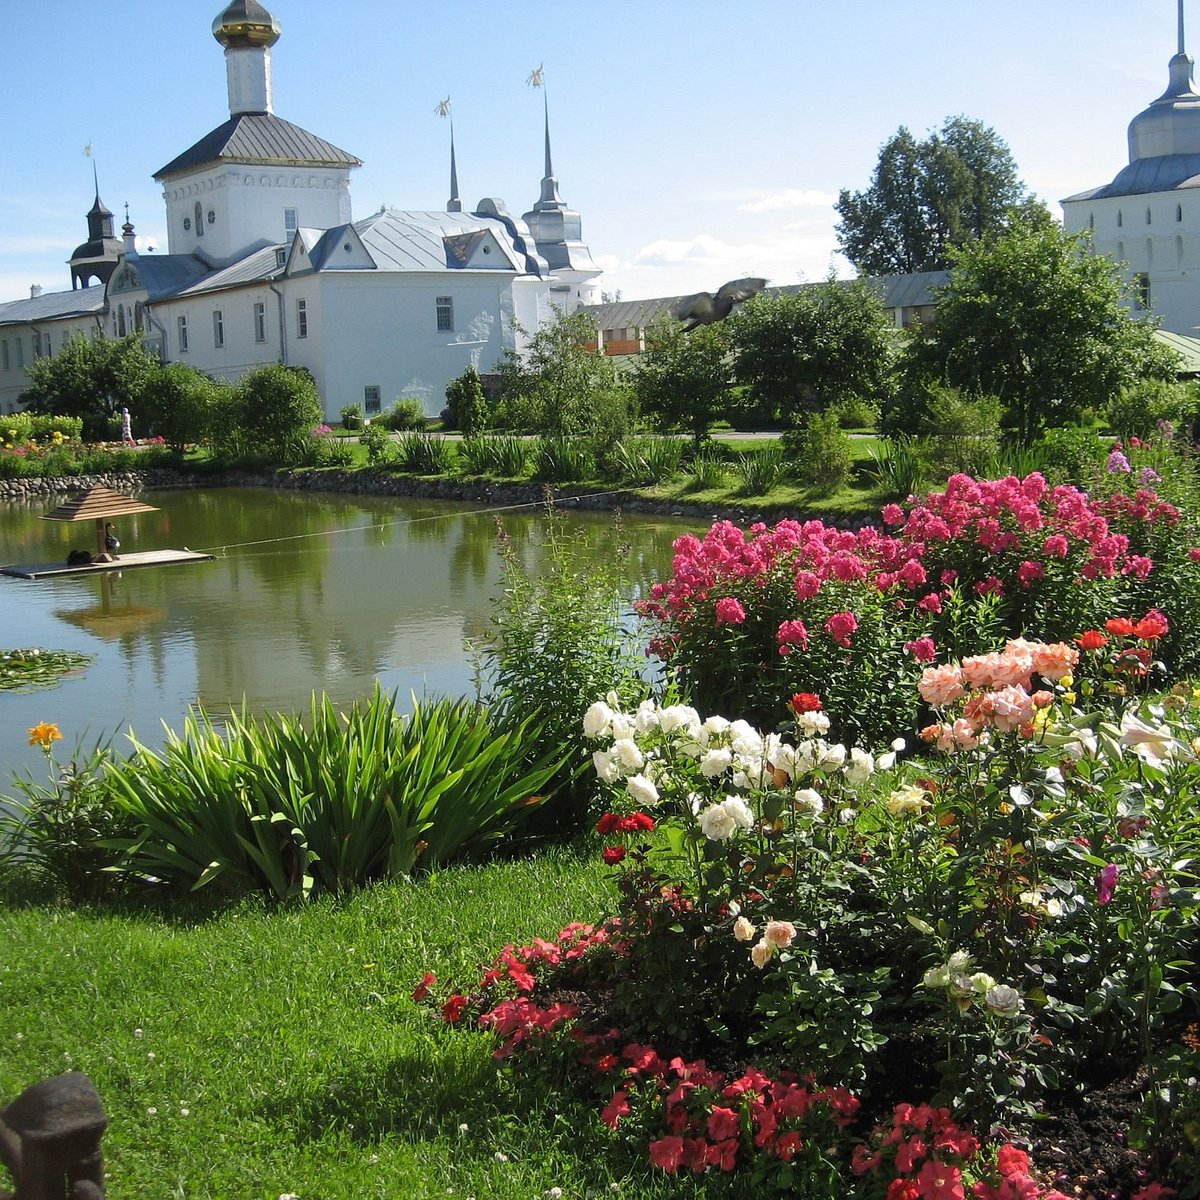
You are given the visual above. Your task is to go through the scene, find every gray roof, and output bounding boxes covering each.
[1063,153,1200,202]
[172,245,283,295]
[1155,327,1200,373]
[581,271,948,330]
[122,255,216,301]
[354,209,528,274]
[0,285,105,327]
[154,113,361,180]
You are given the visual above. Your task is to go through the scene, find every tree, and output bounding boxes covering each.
[836,116,1037,275]
[229,363,323,462]
[632,318,730,446]
[138,363,225,452]
[21,333,160,437]
[444,365,489,436]
[727,279,898,427]
[905,213,1179,444]
[494,311,626,438]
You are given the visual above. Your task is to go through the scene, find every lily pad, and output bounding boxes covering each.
[0,648,93,693]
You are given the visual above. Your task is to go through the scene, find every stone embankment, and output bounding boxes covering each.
[0,469,876,529]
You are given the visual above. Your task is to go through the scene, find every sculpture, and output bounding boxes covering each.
[0,1073,107,1199]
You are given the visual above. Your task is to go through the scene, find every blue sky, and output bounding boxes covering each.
[0,0,1189,304]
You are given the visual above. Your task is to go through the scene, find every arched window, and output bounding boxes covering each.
[1117,210,1124,228]
[1146,237,1154,266]
[195,202,204,237]
[117,305,127,337]
[1117,240,1125,261]
[1178,203,1184,222]
[1177,235,1184,266]
[1146,207,1152,225]
[1089,212,1095,230]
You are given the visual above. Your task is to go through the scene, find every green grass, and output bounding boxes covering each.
[1,850,760,1199]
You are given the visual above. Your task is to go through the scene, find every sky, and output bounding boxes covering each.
[0,0,1191,305]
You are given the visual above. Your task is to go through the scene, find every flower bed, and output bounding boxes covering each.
[419,623,1199,1197]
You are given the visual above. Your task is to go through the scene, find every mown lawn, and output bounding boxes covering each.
[1,850,751,1200]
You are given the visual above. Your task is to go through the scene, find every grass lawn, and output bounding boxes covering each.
[1,849,742,1200]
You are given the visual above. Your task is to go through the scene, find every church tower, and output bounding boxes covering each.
[153,1,361,265]
[520,76,601,310]
[1062,1,1200,334]
[69,167,123,289]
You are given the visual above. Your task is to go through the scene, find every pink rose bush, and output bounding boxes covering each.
[639,472,1199,742]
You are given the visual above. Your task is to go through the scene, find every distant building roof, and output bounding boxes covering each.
[0,285,105,326]
[1154,327,1200,373]
[154,112,361,180]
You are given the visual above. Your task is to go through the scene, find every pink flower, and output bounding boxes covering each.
[987,685,1035,733]
[824,610,858,648]
[763,920,797,949]
[882,503,905,525]
[714,597,746,626]
[601,1089,630,1127]
[707,1105,740,1141]
[1016,560,1044,587]
[919,663,966,708]
[1043,533,1069,559]
[776,619,810,651]
[918,592,944,614]
[793,570,821,600]
[648,1136,685,1173]
[916,1158,964,1200]
[995,1145,1030,1179]
[1097,863,1120,904]
[905,637,937,663]
[1107,449,1132,473]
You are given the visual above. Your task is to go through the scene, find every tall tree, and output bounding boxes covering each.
[836,116,1037,275]
[905,212,1179,444]
[21,333,160,436]
[632,318,731,446]
[727,279,897,427]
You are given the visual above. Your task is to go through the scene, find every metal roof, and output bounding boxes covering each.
[0,286,105,327]
[154,113,361,180]
[1064,153,1200,202]
[172,245,282,295]
[1154,327,1200,373]
[581,272,949,330]
[352,209,529,274]
[124,255,216,301]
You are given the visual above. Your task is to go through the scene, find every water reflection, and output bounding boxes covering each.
[0,488,692,778]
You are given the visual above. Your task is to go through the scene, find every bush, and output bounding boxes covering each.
[444,367,489,436]
[533,436,593,482]
[359,421,393,465]
[457,435,529,477]
[683,446,729,492]
[639,471,1200,741]
[476,506,648,836]
[788,411,852,496]
[735,443,790,495]
[394,432,453,474]
[610,436,684,486]
[103,690,562,900]
[922,388,1003,479]
[226,365,324,464]
[340,403,363,431]
[380,398,427,432]
[1109,378,1199,439]
[830,396,878,429]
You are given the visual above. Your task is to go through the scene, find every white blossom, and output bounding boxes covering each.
[626,773,660,807]
[844,747,874,786]
[699,748,733,778]
[582,701,615,740]
[699,796,755,841]
[611,738,645,773]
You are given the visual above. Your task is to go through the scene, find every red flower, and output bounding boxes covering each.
[1105,616,1136,636]
[602,846,627,865]
[1133,609,1169,640]
[790,692,822,714]
[600,1088,630,1128]
[1075,629,1108,651]
[648,1135,685,1173]
[916,1158,964,1200]
[824,610,858,647]
[995,1144,1030,1179]
[441,994,468,1022]
[904,637,937,663]
[706,1105,740,1141]
[887,1181,921,1200]
[596,812,621,835]
[411,970,436,1002]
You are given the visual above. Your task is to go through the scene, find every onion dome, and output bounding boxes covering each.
[212,1,281,49]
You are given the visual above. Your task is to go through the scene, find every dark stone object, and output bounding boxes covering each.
[0,1072,106,1199]
[65,551,94,566]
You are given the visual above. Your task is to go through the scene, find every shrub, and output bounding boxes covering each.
[735,443,789,495]
[639,472,1200,741]
[922,388,1003,479]
[533,436,593,482]
[1109,378,1199,439]
[683,447,728,492]
[444,367,489,436]
[457,434,529,477]
[789,411,852,496]
[226,364,324,464]
[610,436,684,486]
[340,402,363,431]
[394,432,454,474]
[380,398,427,432]
[359,420,393,465]
[103,690,562,900]
[830,395,878,429]
[475,506,648,837]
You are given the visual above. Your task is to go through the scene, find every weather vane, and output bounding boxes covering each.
[435,96,451,118]
[526,64,545,89]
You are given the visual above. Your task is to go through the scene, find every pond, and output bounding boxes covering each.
[0,487,692,781]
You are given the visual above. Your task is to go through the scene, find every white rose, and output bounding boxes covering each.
[701,715,731,739]
[699,748,733,778]
[609,712,636,740]
[820,743,847,769]
[659,705,701,734]
[793,788,824,816]
[768,741,801,776]
[612,738,645,773]
[729,720,763,758]
[844,748,874,786]
[700,803,737,841]
[922,963,950,988]
[626,773,659,807]
[583,701,614,740]
[592,749,620,783]
[985,984,1022,1017]
[723,795,755,830]
[796,711,831,736]
[634,700,660,735]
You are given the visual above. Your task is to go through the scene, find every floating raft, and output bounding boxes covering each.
[1,549,215,580]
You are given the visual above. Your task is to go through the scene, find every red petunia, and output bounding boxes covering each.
[441,994,468,1022]
[411,970,436,1002]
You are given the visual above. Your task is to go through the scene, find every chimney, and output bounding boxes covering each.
[30,285,43,299]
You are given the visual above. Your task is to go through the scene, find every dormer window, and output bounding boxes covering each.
[275,248,287,268]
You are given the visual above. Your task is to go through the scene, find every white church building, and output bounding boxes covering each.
[0,0,601,419]
[1063,1,1200,336]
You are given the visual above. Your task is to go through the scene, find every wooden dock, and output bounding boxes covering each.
[1,549,215,580]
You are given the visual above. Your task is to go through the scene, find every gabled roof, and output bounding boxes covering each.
[0,285,106,327]
[107,255,215,302]
[350,209,534,274]
[154,112,361,180]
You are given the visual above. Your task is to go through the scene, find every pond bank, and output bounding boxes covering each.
[0,468,877,529]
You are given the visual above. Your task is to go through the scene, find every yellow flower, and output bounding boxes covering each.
[27,722,63,750]
[1058,674,1074,689]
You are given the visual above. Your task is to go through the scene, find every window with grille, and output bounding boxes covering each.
[254,301,267,342]
[178,314,189,352]
[297,298,308,339]
[436,296,454,332]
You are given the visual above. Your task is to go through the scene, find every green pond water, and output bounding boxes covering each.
[0,488,692,781]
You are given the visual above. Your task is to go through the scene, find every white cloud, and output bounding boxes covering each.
[738,189,838,214]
